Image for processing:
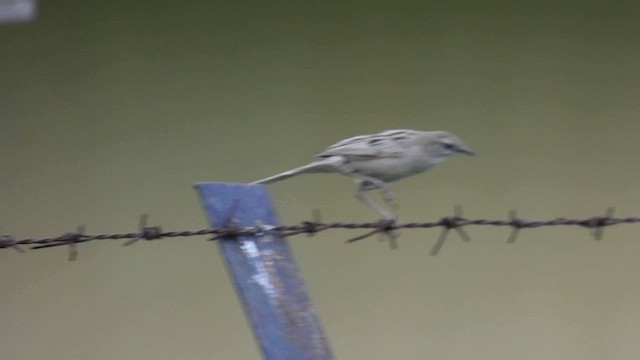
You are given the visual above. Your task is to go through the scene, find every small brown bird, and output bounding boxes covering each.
[253,129,475,218]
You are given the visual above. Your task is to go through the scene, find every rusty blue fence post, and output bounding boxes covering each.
[194,182,333,360]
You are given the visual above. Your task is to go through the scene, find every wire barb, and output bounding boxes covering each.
[507,210,523,244]
[30,226,87,261]
[123,214,163,246]
[0,235,24,253]
[280,209,324,237]
[346,218,398,245]
[306,209,323,237]
[588,207,615,241]
[210,199,243,241]
[429,206,470,256]
[67,226,84,261]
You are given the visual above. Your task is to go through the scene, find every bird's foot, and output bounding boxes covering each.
[378,211,399,222]
[375,214,400,249]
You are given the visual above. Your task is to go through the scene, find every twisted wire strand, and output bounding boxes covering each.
[0,207,633,258]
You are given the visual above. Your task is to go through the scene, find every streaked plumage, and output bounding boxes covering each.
[252,129,475,218]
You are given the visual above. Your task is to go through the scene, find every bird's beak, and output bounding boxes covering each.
[458,146,476,156]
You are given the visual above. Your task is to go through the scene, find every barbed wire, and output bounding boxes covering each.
[1,206,637,259]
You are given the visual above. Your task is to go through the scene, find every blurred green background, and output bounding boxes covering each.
[2,1,640,359]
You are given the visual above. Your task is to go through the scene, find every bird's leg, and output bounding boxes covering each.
[349,174,396,206]
[354,180,396,220]
[378,185,397,207]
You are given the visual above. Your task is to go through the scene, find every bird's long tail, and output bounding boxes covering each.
[251,157,344,185]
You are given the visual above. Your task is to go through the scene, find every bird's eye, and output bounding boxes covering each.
[442,142,455,150]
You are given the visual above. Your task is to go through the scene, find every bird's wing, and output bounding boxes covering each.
[317,129,419,159]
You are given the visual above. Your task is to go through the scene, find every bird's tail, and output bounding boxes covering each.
[251,157,344,185]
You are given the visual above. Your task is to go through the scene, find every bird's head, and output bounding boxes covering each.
[423,131,476,159]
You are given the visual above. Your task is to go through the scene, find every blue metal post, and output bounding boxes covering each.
[195,182,333,360]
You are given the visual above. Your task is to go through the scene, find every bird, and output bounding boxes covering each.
[252,129,475,219]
